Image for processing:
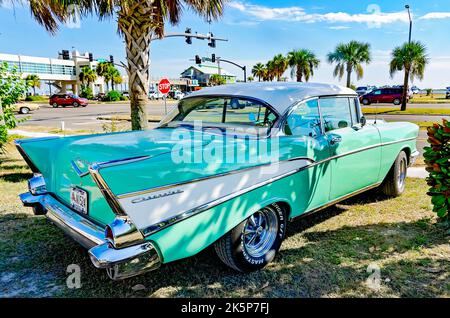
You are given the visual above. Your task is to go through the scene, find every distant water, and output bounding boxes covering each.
[419,89,447,94]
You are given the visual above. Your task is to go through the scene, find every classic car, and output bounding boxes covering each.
[17,82,419,280]
[14,101,40,114]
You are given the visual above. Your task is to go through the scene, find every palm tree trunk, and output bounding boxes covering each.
[346,63,352,88]
[118,1,154,130]
[401,69,409,111]
[111,80,115,91]
[296,65,303,82]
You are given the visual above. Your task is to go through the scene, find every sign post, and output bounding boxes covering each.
[158,78,171,115]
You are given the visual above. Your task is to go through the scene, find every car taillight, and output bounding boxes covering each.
[105,225,114,244]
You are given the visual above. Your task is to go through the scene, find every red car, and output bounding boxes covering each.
[360,87,408,106]
[49,93,88,108]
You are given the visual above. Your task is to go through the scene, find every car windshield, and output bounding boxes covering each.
[159,96,278,136]
[70,94,79,98]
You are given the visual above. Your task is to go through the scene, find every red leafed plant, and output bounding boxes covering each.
[424,119,450,226]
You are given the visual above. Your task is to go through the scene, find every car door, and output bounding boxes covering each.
[319,96,381,200]
[283,98,332,213]
[371,89,382,103]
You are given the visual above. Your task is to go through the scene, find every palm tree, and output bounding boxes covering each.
[79,66,97,86]
[271,54,289,81]
[25,74,40,95]
[247,76,254,82]
[96,61,110,89]
[251,63,265,82]
[265,60,276,81]
[17,0,226,130]
[390,41,428,111]
[327,41,371,88]
[287,49,320,82]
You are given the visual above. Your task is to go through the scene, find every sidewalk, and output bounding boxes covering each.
[408,166,427,179]
[8,129,66,138]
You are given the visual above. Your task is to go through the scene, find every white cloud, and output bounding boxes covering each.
[328,26,350,30]
[420,12,450,20]
[228,1,410,27]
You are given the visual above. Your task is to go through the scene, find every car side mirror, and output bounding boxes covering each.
[360,116,367,127]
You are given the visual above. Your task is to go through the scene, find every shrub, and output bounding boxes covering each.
[120,95,128,101]
[424,119,450,226]
[25,95,47,102]
[426,88,433,96]
[103,90,122,102]
[80,86,94,100]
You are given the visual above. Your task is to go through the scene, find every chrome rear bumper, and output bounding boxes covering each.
[19,192,161,280]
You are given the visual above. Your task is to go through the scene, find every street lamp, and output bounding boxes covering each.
[405,5,412,43]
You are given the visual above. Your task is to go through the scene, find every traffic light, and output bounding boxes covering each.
[88,53,93,62]
[208,33,216,48]
[195,55,201,65]
[109,55,114,64]
[185,28,192,45]
[211,54,216,63]
[62,50,70,60]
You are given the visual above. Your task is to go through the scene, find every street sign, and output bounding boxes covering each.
[158,78,171,95]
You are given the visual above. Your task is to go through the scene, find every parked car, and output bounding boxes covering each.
[446,87,450,99]
[360,87,408,105]
[122,91,130,98]
[355,86,376,96]
[411,86,420,94]
[96,92,106,101]
[13,102,40,114]
[49,93,88,108]
[148,91,165,100]
[17,82,419,280]
[174,91,185,100]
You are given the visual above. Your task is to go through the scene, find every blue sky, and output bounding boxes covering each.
[1,0,450,88]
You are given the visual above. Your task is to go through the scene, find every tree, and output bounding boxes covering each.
[271,54,289,81]
[327,41,371,88]
[25,74,40,95]
[390,41,428,111]
[209,74,226,86]
[79,66,97,86]
[287,49,320,82]
[251,63,265,82]
[0,62,27,152]
[19,0,227,130]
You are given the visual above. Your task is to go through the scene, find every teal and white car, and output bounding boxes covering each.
[17,83,419,280]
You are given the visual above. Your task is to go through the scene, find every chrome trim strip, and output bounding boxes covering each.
[140,159,315,236]
[117,156,315,199]
[137,136,416,236]
[88,155,151,216]
[71,160,89,178]
[290,182,382,221]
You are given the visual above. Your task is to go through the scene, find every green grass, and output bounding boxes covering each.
[411,94,449,104]
[363,107,450,116]
[0,141,449,297]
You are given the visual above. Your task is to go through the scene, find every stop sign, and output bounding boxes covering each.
[158,78,171,95]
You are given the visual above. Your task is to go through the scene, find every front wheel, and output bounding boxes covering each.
[381,151,408,197]
[73,102,79,107]
[362,98,370,105]
[52,103,58,108]
[214,203,286,272]
[19,107,30,114]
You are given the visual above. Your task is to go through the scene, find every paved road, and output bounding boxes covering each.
[17,101,178,131]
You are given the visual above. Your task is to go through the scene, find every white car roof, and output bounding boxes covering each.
[186,82,356,114]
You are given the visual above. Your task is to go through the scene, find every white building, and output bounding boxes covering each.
[0,50,110,95]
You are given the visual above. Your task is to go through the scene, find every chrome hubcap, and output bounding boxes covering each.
[242,207,278,258]
[397,157,407,190]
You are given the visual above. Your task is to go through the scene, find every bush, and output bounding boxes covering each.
[25,95,47,102]
[424,119,450,226]
[103,90,122,102]
[426,88,433,96]
[120,95,128,101]
[80,86,94,100]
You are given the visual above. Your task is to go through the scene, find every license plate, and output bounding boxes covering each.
[70,187,88,214]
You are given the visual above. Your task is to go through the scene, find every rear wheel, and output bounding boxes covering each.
[52,103,58,108]
[214,203,286,272]
[393,98,401,105]
[381,151,408,197]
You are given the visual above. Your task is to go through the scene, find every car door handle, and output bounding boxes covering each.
[330,136,342,145]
